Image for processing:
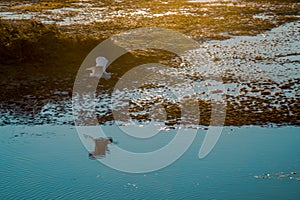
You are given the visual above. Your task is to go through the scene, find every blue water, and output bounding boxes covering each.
[1,125,299,199]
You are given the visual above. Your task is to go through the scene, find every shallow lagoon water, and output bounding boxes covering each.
[1,125,299,199]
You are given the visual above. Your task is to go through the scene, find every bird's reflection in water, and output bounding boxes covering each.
[83,134,113,159]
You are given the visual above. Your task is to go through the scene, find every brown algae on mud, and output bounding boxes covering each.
[0,0,299,126]
[1,0,300,38]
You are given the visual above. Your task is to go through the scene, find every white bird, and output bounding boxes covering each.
[86,56,111,80]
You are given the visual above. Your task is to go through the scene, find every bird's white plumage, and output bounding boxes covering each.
[96,56,109,68]
[86,56,111,79]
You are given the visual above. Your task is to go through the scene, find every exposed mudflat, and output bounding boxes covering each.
[0,0,299,127]
[1,20,299,127]
[1,0,299,39]
[91,21,300,127]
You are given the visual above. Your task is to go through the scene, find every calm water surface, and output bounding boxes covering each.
[1,125,299,199]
